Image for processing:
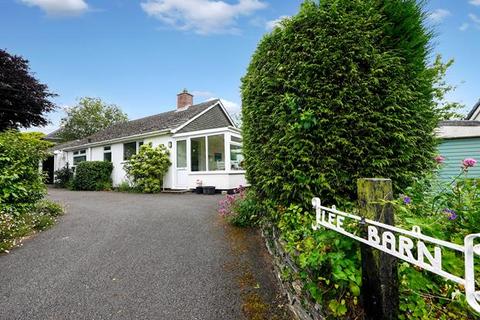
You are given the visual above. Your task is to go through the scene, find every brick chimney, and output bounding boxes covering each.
[177,89,193,109]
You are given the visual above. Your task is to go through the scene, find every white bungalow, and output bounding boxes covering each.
[52,90,246,190]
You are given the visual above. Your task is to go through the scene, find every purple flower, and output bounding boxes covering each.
[434,155,445,164]
[403,196,411,205]
[463,158,477,168]
[443,208,458,220]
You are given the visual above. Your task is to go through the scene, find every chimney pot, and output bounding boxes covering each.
[177,89,193,109]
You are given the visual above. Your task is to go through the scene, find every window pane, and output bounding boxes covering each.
[177,140,187,168]
[104,152,112,162]
[104,146,111,151]
[73,156,86,165]
[230,144,244,170]
[191,137,206,171]
[123,142,137,160]
[208,135,225,171]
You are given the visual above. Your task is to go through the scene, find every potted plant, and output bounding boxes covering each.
[195,179,203,194]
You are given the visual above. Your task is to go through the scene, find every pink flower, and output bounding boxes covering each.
[434,155,445,164]
[463,158,477,168]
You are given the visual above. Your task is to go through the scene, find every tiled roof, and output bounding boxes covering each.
[54,99,219,150]
[43,128,64,141]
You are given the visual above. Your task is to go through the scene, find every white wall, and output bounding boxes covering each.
[143,135,174,188]
[187,172,247,190]
[436,126,480,139]
[54,134,175,188]
[53,129,247,190]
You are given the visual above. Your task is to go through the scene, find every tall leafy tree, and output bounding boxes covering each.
[0,49,56,130]
[241,0,439,207]
[58,97,128,141]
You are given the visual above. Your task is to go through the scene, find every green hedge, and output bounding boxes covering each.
[240,0,444,318]
[73,161,113,191]
[241,0,439,208]
[0,131,51,213]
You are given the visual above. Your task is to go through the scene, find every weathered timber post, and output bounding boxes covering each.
[357,178,399,320]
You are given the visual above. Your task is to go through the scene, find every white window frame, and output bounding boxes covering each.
[122,140,144,161]
[103,146,112,162]
[72,149,87,166]
[188,133,229,173]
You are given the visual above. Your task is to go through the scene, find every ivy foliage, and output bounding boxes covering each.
[241,0,439,208]
[0,131,51,213]
[124,144,171,193]
[72,161,113,191]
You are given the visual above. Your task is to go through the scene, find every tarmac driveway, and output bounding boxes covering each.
[0,189,244,320]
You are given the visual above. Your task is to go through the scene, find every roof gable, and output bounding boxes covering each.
[176,104,233,134]
[466,99,480,120]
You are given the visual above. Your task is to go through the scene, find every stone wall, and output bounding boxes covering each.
[261,226,325,320]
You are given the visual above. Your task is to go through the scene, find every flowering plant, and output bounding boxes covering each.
[393,157,480,319]
[463,158,477,169]
[218,186,259,227]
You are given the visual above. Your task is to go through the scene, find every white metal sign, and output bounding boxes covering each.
[311,197,480,313]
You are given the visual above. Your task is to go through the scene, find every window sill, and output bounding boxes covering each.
[188,170,246,175]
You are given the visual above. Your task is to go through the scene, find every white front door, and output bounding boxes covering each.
[175,140,188,188]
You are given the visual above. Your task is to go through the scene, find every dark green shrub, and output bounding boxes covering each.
[54,165,74,188]
[241,0,439,208]
[72,161,113,191]
[240,0,448,318]
[0,131,51,213]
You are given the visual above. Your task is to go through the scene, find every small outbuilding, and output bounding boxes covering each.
[437,100,480,180]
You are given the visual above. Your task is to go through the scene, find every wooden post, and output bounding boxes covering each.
[357,178,398,320]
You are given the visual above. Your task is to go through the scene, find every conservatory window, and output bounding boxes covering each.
[208,135,225,171]
[230,144,244,170]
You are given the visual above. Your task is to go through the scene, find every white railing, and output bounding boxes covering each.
[311,197,480,313]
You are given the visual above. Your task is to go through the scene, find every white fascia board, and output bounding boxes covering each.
[59,130,171,152]
[217,100,237,128]
[471,108,480,121]
[228,126,242,134]
[436,126,480,139]
[172,126,241,139]
[172,127,230,138]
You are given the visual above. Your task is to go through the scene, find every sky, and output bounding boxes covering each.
[0,0,479,134]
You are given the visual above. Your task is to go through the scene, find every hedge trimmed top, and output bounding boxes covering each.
[241,0,439,206]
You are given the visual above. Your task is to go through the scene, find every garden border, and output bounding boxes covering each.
[261,224,325,320]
